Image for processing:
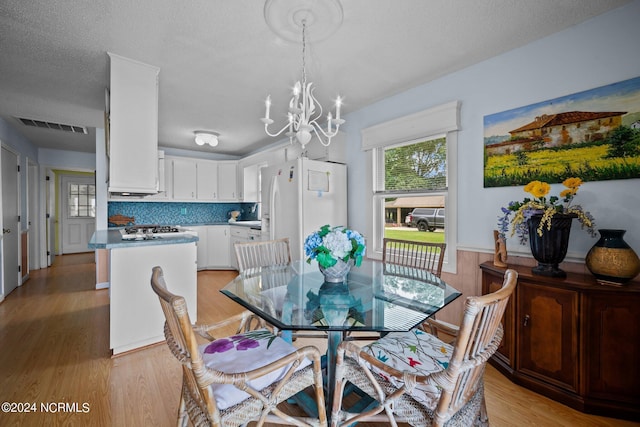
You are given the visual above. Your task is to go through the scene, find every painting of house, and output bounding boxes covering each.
[486,111,626,155]
[483,75,640,187]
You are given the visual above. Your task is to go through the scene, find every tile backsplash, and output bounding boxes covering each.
[108,201,260,227]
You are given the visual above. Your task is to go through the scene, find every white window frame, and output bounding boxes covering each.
[362,101,459,274]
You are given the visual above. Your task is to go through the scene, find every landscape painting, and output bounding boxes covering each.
[483,76,640,187]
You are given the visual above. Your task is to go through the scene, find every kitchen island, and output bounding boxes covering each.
[89,230,198,355]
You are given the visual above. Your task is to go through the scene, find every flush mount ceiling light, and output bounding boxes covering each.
[262,0,345,150]
[194,131,219,147]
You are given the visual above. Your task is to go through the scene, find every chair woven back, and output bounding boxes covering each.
[382,238,446,277]
[432,268,517,425]
[150,266,219,425]
[235,238,292,272]
[151,266,327,427]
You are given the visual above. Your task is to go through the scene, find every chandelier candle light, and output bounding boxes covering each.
[262,19,344,149]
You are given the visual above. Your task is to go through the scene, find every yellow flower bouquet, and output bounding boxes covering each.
[498,177,597,245]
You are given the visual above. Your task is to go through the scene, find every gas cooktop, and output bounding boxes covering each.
[120,225,184,240]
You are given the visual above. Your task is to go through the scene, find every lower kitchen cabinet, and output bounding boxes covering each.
[193,225,231,269]
[481,262,640,421]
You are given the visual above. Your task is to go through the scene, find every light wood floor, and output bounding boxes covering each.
[0,253,637,426]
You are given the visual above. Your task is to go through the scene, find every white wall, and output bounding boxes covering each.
[344,0,640,260]
[38,148,96,170]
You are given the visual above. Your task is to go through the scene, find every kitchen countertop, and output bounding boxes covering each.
[171,221,262,229]
[88,230,199,250]
[227,220,262,229]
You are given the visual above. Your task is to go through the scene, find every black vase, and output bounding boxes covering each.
[527,213,575,278]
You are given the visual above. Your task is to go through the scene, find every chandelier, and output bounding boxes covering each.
[261,18,344,149]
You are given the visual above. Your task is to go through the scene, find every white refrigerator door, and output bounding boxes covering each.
[262,158,348,261]
[265,159,303,256]
[260,163,286,235]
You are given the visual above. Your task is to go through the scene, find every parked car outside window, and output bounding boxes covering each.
[405,208,445,232]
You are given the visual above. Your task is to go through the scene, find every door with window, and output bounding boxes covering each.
[61,175,96,254]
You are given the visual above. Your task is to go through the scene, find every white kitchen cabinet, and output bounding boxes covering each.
[236,163,244,200]
[109,242,197,355]
[146,152,173,200]
[242,161,267,202]
[190,226,209,269]
[208,226,231,267]
[172,157,197,200]
[304,131,346,164]
[161,156,239,202]
[196,160,219,200]
[217,162,238,201]
[194,226,231,269]
[107,53,160,195]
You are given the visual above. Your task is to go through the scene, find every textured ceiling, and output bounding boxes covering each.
[0,0,631,155]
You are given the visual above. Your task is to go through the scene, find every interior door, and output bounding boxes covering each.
[60,175,96,254]
[2,146,20,297]
[28,160,39,270]
[46,169,55,266]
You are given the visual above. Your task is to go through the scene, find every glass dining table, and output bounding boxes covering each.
[221,258,462,413]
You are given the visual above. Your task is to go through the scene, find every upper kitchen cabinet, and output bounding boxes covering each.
[173,157,197,200]
[196,160,218,201]
[196,160,238,201]
[241,161,267,202]
[284,131,346,164]
[166,156,239,202]
[217,162,238,201]
[107,53,160,196]
[146,151,172,200]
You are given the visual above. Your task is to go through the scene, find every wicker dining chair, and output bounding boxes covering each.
[234,238,292,273]
[150,266,327,427]
[344,238,447,342]
[383,238,446,277]
[330,269,518,427]
[234,238,294,339]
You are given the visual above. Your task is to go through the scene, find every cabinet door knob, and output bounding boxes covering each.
[523,314,530,327]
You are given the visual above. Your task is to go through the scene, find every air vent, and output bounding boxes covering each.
[17,117,87,134]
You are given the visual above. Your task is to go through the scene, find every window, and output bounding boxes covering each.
[362,101,459,273]
[375,135,448,244]
[68,183,96,218]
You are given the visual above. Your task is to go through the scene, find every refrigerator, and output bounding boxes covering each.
[261,158,347,261]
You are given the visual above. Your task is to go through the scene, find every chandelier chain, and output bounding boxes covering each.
[301,19,307,86]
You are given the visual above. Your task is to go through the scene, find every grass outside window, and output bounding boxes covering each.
[384,228,445,244]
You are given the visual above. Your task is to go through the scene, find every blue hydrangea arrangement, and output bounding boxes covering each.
[304,225,366,269]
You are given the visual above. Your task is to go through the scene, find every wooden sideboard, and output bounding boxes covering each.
[480,262,640,421]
